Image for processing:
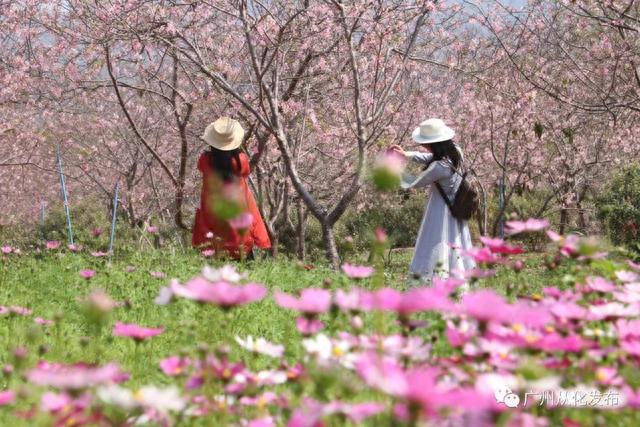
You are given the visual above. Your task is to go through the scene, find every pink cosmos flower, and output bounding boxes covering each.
[464,247,502,265]
[1,246,12,254]
[295,317,325,335]
[27,362,126,390]
[229,212,254,230]
[479,236,525,255]
[460,290,511,322]
[505,218,549,235]
[616,270,640,283]
[46,241,61,250]
[454,268,496,280]
[372,287,454,314]
[585,276,616,293]
[201,249,215,257]
[113,322,164,342]
[0,390,15,406]
[9,306,32,316]
[41,392,72,413]
[79,270,96,280]
[35,317,54,326]
[160,356,190,376]
[323,402,386,423]
[615,319,640,340]
[341,263,375,279]
[356,353,409,397]
[534,333,593,352]
[274,289,331,314]
[623,386,640,408]
[595,367,623,386]
[335,288,374,312]
[627,260,640,272]
[171,277,266,307]
[375,228,388,243]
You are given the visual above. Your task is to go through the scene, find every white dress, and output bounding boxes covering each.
[401,151,475,282]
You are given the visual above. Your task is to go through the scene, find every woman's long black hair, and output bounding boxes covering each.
[207,146,242,182]
[427,140,461,169]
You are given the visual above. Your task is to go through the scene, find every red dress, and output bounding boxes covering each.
[192,152,271,258]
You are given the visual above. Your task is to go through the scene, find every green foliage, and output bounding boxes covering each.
[596,164,640,251]
[341,193,424,249]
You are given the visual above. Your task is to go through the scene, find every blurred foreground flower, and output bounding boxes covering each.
[341,263,374,279]
[27,362,126,390]
[235,336,284,358]
[371,150,406,191]
[113,322,164,342]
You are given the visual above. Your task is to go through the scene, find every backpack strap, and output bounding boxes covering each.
[434,182,453,209]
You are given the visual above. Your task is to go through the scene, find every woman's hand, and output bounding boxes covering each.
[389,145,406,156]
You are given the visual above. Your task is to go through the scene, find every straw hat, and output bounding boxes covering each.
[201,117,245,151]
[411,118,455,144]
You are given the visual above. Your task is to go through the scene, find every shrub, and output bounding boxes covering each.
[596,164,640,251]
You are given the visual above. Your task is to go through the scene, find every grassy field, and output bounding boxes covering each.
[0,247,637,426]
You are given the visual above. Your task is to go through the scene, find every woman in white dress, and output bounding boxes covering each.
[391,118,475,284]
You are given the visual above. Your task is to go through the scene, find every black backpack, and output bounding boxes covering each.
[434,160,479,221]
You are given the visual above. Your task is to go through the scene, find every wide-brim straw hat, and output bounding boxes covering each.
[411,118,455,144]
[202,117,245,151]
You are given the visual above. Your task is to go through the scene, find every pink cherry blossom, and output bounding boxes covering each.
[274,289,331,314]
[341,263,374,279]
[171,277,266,307]
[113,322,164,341]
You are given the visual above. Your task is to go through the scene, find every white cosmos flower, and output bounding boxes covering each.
[235,336,284,358]
[154,284,174,306]
[135,385,186,413]
[203,265,246,283]
[302,334,352,366]
[97,384,138,410]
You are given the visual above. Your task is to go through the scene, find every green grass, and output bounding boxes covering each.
[0,248,637,426]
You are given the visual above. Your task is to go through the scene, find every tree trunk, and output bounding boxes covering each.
[296,197,307,261]
[559,208,568,235]
[269,235,279,258]
[321,221,340,268]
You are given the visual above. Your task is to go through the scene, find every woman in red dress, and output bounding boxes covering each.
[192,117,271,259]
